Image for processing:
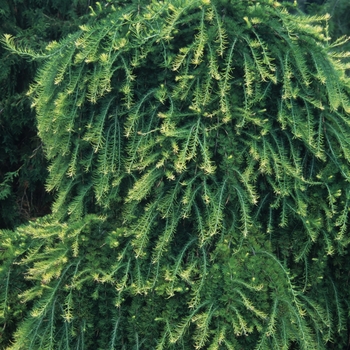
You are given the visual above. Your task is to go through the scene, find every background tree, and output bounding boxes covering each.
[1,0,350,348]
[299,0,350,51]
[0,0,91,229]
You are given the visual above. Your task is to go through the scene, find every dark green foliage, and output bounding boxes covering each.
[303,0,350,51]
[0,0,91,228]
[1,0,350,348]
[327,0,350,42]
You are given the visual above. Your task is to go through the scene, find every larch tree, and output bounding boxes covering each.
[1,0,350,348]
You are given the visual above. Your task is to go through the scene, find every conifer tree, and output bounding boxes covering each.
[1,0,350,348]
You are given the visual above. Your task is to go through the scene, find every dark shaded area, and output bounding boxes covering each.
[0,0,91,228]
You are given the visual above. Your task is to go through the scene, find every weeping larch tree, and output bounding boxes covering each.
[1,0,350,348]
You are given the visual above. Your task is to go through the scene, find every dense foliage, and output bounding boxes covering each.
[0,0,89,343]
[1,0,350,348]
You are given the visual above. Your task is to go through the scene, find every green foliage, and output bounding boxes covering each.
[0,0,92,228]
[304,0,350,51]
[1,0,350,348]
